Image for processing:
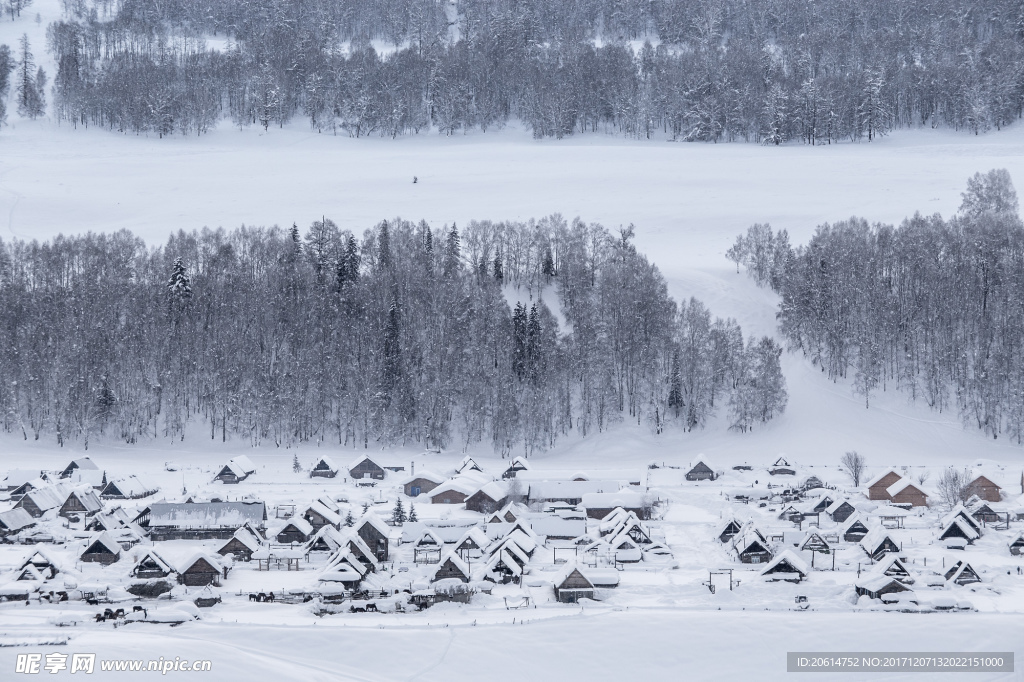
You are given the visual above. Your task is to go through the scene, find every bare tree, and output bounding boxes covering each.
[840,451,866,487]
[916,469,931,486]
[937,467,970,509]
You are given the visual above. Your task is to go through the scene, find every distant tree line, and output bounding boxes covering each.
[34,0,1024,140]
[0,216,785,452]
[730,169,1024,443]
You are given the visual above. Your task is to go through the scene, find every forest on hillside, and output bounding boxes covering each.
[0,216,786,452]
[0,0,1019,140]
[729,169,1024,443]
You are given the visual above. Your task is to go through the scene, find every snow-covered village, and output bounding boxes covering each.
[6,0,1024,679]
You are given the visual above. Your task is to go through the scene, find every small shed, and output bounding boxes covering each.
[967,475,1001,503]
[685,461,716,482]
[305,525,345,554]
[826,499,857,523]
[454,528,488,558]
[878,556,914,584]
[553,563,596,603]
[944,560,982,586]
[860,528,900,561]
[100,476,158,500]
[309,456,339,478]
[302,501,341,531]
[717,518,743,543]
[799,532,831,553]
[356,514,391,562]
[130,550,175,579]
[760,550,809,582]
[456,457,482,474]
[214,456,256,484]
[80,532,122,565]
[178,554,228,586]
[856,575,912,600]
[841,516,871,543]
[733,528,773,564]
[431,554,471,583]
[218,528,263,562]
[866,470,903,501]
[502,456,531,479]
[402,471,445,497]
[769,457,795,476]
[18,550,60,579]
[349,456,385,480]
[276,518,314,545]
[938,517,980,545]
[60,457,99,479]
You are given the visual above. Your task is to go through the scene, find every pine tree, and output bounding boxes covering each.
[391,497,406,525]
[15,35,44,119]
[292,453,302,473]
[0,45,13,126]
[444,223,460,277]
[344,510,355,527]
[167,257,192,319]
[493,254,504,284]
[541,247,555,278]
[378,221,392,271]
[408,503,417,522]
[668,347,683,417]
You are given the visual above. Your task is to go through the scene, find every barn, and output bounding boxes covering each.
[685,461,716,481]
[130,550,175,579]
[59,489,104,518]
[80,532,122,565]
[309,456,339,478]
[465,482,508,514]
[553,563,596,603]
[967,475,1002,503]
[178,554,228,587]
[214,456,256,484]
[349,456,386,481]
[866,470,903,501]
[760,550,809,583]
[356,514,391,562]
[402,471,445,497]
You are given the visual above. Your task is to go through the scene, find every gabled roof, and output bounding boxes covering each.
[507,456,530,471]
[429,480,478,498]
[432,552,471,581]
[304,525,345,553]
[67,457,99,472]
[101,476,157,498]
[945,560,982,584]
[22,484,71,511]
[856,575,910,593]
[877,556,913,580]
[65,489,104,513]
[0,508,35,532]
[471,481,508,502]
[941,504,981,532]
[349,454,383,471]
[178,552,224,574]
[356,513,391,538]
[454,527,488,550]
[278,517,314,536]
[2,470,41,488]
[968,474,1000,489]
[939,516,980,541]
[224,527,263,553]
[865,469,903,488]
[773,457,791,467]
[484,548,525,576]
[133,549,174,575]
[400,470,446,486]
[841,514,869,533]
[859,527,896,552]
[553,561,594,588]
[886,478,927,499]
[580,490,645,509]
[687,460,715,474]
[415,529,446,547]
[760,550,809,577]
[456,456,482,473]
[312,456,338,471]
[304,501,342,527]
[221,455,256,477]
[83,531,121,556]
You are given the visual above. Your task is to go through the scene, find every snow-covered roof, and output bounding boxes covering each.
[312,456,338,471]
[415,528,446,547]
[68,457,99,472]
[841,514,869,532]
[455,527,489,549]
[553,561,594,588]
[859,527,896,551]
[65,488,104,513]
[102,476,157,498]
[856,575,909,593]
[528,480,620,501]
[83,531,121,556]
[580,490,645,509]
[456,456,482,474]
[278,517,314,536]
[67,469,106,487]
[0,509,35,532]
[222,455,256,477]
[886,478,927,498]
[865,469,903,488]
[429,480,478,498]
[528,515,586,538]
[357,513,392,538]
[2,470,41,488]
[472,481,508,502]
[400,470,447,486]
[941,504,981,531]
[760,549,809,577]
[939,516,980,541]
[225,527,263,553]
[132,549,174,575]
[177,552,224,574]
[22,484,71,511]
[147,502,267,528]
[432,552,471,581]
[304,501,341,527]
[348,455,383,471]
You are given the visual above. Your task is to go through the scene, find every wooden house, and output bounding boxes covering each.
[429,481,475,505]
[799,532,831,553]
[304,525,345,554]
[483,547,526,584]
[502,456,531,479]
[580,490,648,520]
[967,475,1002,503]
[349,456,386,480]
[777,505,803,523]
[1008,533,1024,556]
[841,516,871,543]
[218,528,262,562]
[18,550,60,579]
[685,461,716,481]
[302,501,341,531]
[878,556,914,584]
[886,479,928,507]
[802,476,825,492]
[945,560,982,586]
[732,527,772,564]
[346,534,381,570]
[80,532,121,565]
[1,470,41,492]
[138,501,268,541]
[16,484,70,518]
[760,550,809,583]
[309,456,339,478]
[808,495,834,513]
[178,554,228,586]
[356,514,391,562]
[488,502,524,524]
[431,553,471,583]
[969,502,1000,524]
[769,457,796,476]
[826,499,857,523]
[860,528,900,561]
[0,508,36,537]
[610,535,643,562]
[402,471,445,497]
[59,457,98,479]
[275,518,314,545]
[465,482,508,514]
[456,456,482,474]
[59,489,104,518]
[938,517,980,545]
[319,551,369,588]
[214,456,255,484]
[100,476,158,500]
[718,518,743,543]
[553,563,595,603]
[130,550,174,579]
[866,470,903,501]
[610,515,652,545]
[856,575,913,600]
[454,528,488,559]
